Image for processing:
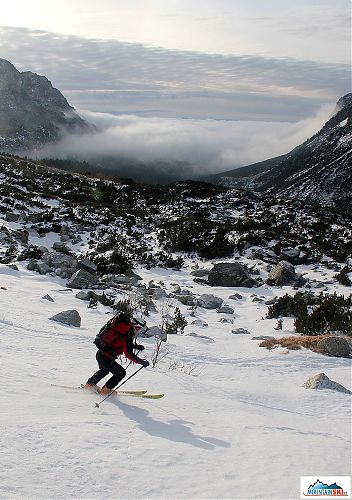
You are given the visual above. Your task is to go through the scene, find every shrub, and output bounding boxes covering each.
[335,266,352,286]
[17,245,43,261]
[295,294,352,336]
[94,250,131,275]
[267,292,315,319]
[165,307,188,335]
[268,292,352,336]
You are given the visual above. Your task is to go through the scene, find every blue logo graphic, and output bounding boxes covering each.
[304,479,347,496]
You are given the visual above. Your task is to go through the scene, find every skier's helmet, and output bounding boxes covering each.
[118,310,133,322]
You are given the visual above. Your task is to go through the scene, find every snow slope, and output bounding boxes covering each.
[0,263,350,499]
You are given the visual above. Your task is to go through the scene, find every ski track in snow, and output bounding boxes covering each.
[0,263,351,499]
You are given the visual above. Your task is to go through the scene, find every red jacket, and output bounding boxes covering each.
[100,320,143,364]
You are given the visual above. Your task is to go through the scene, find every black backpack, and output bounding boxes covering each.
[93,313,145,350]
[93,314,120,350]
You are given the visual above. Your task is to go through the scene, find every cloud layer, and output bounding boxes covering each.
[34,104,335,180]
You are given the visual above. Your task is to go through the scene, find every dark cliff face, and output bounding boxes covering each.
[209,94,352,215]
[0,58,92,152]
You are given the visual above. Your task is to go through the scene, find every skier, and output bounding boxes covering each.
[85,311,149,394]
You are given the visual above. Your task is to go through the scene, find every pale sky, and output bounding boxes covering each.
[0,0,350,63]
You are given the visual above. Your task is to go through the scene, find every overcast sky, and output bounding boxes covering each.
[0,1,350,172]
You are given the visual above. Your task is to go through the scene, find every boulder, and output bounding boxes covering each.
[25,213,42,223]
[27,259,38,271]
[252,296,264,303]
[149,286,168,300]
[42,294,54,302]
[251,335,275,340]
[266,260,296,286]
[125,269,143,282]
[317,336,352,358]
[50,310,81,327]
[13,229,29,244]
[250,248,278,264]
[193,277,208,285]
[197,294,223,309]
[139,325,167,342]
[191,319,209,327]
[77,258,98,273]
[37,262,52,275]
[175,294,196,306]
[217,306,234,314]
[6,264,19,271]
[67,269,98,289]
[5,212,19,223]
[219,317,234,324]
[229,293,243,300]
[303,373,351,394]
[187,332,215,343]
[232,328,251,335]
[38,246,49,255]
[191,269,209,277]
[112,274,130,285]
[264,297,277,306]
[42,251,77,271]
[52,242,71,254]
[75,291,90,301]
[208,262,257,288]
[0,227,13,243]
[279,248,300,264]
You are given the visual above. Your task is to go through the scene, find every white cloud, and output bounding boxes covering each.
[34,104,335,179]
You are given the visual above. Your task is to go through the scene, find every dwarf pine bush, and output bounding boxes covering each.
[268,292,352,336]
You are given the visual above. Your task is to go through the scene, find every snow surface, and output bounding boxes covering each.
[0,263,351,499]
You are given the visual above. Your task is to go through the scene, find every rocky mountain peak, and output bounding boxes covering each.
[0,58,93,153]
[208,93,352,215]
[336,93,352,110]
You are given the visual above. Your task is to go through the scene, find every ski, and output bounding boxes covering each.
[51,384,82,390]
[51,384,147,395]
[51,384,163,398]
[124,393,164,399]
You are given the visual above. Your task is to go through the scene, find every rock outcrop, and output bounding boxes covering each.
[208,262,257,288]
[50,310,82,327]
[303,373,351,394]
[196,294,223,309]
[318,336,351,358]
[266,261,297,286]
[0,58,92,152]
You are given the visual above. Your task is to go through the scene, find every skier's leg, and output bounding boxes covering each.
[103,361,126,390]
[85,351,110,386]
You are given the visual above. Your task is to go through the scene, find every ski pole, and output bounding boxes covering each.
[95,366,144,408]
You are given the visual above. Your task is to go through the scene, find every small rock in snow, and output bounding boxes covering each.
[232,328,251,335]
[251,335,275,341]
[191,319,209,327]
[303,373,351,394]
[42,294,54,302]
[50,310,81,327]
[197,294,223,309]
[217,306,234,314]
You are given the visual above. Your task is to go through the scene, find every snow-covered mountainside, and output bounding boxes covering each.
[0,58,92,153]
[209,94,352,215]
[0,155,351,498]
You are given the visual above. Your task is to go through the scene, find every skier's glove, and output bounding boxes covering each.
[134,344,145,351]
[140,359,149,368]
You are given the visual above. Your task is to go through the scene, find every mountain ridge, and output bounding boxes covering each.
[207,93,352,215]
[0,58,93,153]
